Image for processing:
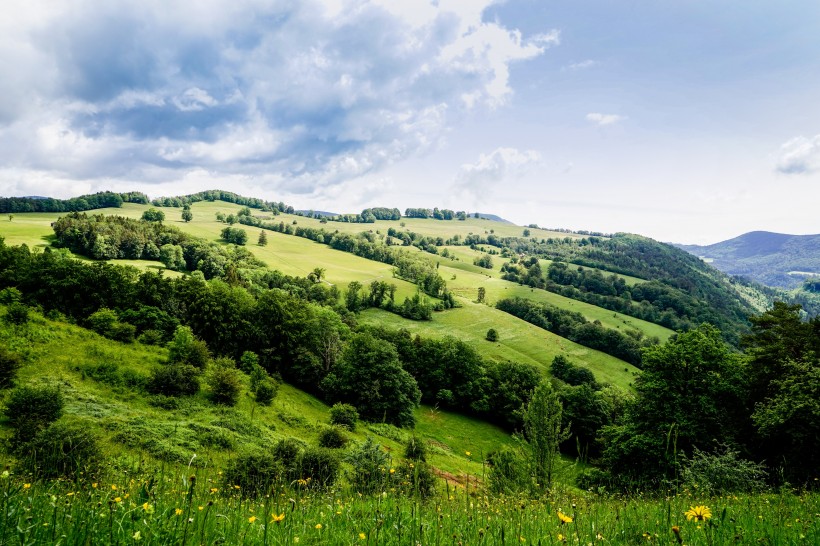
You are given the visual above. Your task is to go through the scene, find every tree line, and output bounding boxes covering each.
[0,191,148,213]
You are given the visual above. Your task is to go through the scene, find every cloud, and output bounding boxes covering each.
[453,147,541,202]
[775,135,820,174]
[565,59,597,71]
[586,112,626,126]
[0,0,557,198]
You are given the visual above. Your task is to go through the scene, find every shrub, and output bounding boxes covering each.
[346,437,390,494]
[394,460,436,498]
[404,437,428,462]
[0,347,22,390]
[222,451,283,497]
[110,322,136,343]
[22,420,100,479]
[298,447,341,488]
[272,438,305,480]
[254,378,278,406]
[318,426,348,449]
[167,326,210,369]
[329,403,359,431]
[137,329,165,345]
[4,302,29,325]
[5,384,64,445]
[680,445,768,495]
[0,287,22,304]
[488,446,529,495]
[206,358,242,406]
[147,364,201,397]
[486,328,499,342]
[87,308,118,337]
[239,351,259,374]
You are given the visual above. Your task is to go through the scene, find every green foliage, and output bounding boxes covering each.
[0,347,22,389]
[524,380,570,491]
[239,351,259,374]
[159,243,186,270]
[221,226,248,245]
[550,355,598,389]
[257,230,268,245]
[22,419,101,480]
[488,445,530,495]
[167,326,210,369]
[317,426,349,449]
[346,437,391,494]
[206,357,242,406]
[5,384,65,445]
[485,328,498,342]
[0,287,22,304]
[147,364,201,397]
[329,403,359,431]
[395,460,437,498]
[473,254,493,269]
[404,437,428,462]
[141,208,166,222]
[87,308,136,343]
[298,447,341,488]
[4,302,29,325]
[680,446,768,495]
[181,205,193,222]
[253,378,279,406]
[322,332,420,428]
[222,451,283,497]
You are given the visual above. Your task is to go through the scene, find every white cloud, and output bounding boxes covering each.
[0,0,558,198]
[453,147,541,202]
[585,112,626,126]
[566,59,597,71]
[775,134,820,174]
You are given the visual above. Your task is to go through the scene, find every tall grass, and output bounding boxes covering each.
[0,464,817,545]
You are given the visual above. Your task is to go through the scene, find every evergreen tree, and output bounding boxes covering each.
[258,230,268,246]
[524,380,570,491]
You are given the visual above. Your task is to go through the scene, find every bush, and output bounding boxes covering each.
[22,420,100,479]
[394,460,437,498]
[329,403,359,431]
[0,347,22,390]
[272,438,305,480]
[404,437,428,462]
[318,426,349,449]
[222,451,283,497]
[680,446,768,495]
[137,329,165,345]
[147,364,201,397]
[167,326,210,369]
[5,384,64,445]
[298,447,341,488]
[239,351,259,374]
[488,446,529,495]
[4,302,29,325]
[206,358,242,406]
[346,437,390,494]
[0,287,22,304]
[254,378,278,406]
[486,328,499,342]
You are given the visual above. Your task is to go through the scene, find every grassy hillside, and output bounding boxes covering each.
[0,307,521,480]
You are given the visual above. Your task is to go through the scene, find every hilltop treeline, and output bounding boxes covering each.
[151,189,294,213]
[0,237,539,430]
[0,191,148,213]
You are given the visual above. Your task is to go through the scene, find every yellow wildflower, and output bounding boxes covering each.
[175,508,184,516]
[359,532,366,540]
[316,523,323,529]
[114,497,122,503]
[557,511,573,524]
[389,468,395,474]
[132,530,141,541]
[23,483,31,489]
[210,488,219,494]
[142,502,154,514]
[111,484,117,490]
[684,505,712,522]
[67,492,75,497]
[248,516,257,523]
[92,483,98,488]
[271,513,285,524]
[465,451,471,456]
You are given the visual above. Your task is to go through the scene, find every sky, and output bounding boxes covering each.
[2,0,819,244]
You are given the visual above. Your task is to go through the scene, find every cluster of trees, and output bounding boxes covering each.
[575,307,820,490]
[331,207,401,223]
[496,297,651,366]
[151,190,294,213]
[404,207,468,220]
[0,237,537,431]
[51,212,265,280]
[0,191,148,213]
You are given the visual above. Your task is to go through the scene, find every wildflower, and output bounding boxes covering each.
[671,525,682,544]
[133,530,142,540]
[389,468,395,474]
[249,516,257,523]
[359,532,366,540]
[114,497,122,503]
[92,483,98,488]
[23,483,31,489]
[465,451,471,456]
[684,505,712,522]
[234,485,241,490]
[271,513,285,524]
[142,502,154,514]
[67,492,75,497]
[557,534,565,542]
[316,523,323,529]
[175,508,184,516]
[557,511,573,524]
[210,488,218,493]
[111,484,117,490]
[198,506,204,511]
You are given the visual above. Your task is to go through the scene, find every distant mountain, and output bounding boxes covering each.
[676,231,820,288]
[475,213,513,224]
